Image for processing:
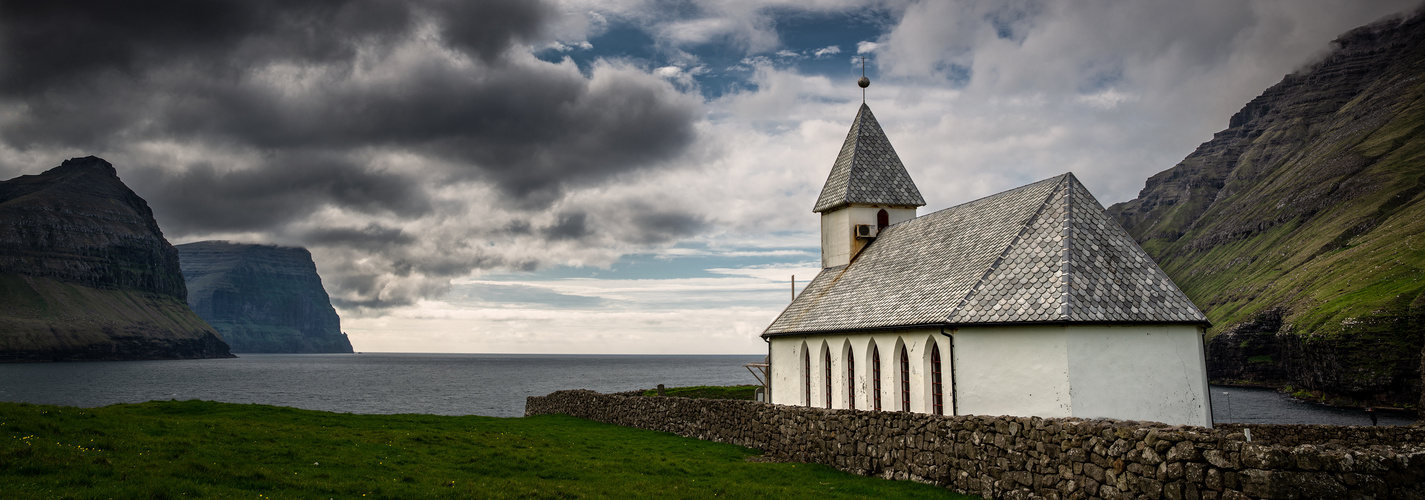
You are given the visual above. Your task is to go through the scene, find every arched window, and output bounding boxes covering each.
[899,345,910,412]
[803,348,811,407]
[872,345,882,411]
[847,350,856,410]
[824,350,832,409]
[877,209,889,230]
[931,346,944,416]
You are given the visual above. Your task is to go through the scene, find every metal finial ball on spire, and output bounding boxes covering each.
[857,76,870,88]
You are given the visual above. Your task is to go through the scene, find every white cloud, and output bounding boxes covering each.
[345,303,776,354]
[543,40,595,52]
[1076,88,1138,109]
[344,260,822,353]
[707,263,822,282]
[814,45,842,57]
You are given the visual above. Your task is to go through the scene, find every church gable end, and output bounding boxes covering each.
[1062,175,1206,323]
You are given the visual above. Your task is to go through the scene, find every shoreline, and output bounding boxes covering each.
[1212,379,1418,415]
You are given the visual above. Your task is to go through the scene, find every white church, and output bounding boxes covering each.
[762,101,1214,427]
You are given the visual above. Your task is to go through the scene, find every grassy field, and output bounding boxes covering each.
[0,400,973,499]
[639,385,759,400]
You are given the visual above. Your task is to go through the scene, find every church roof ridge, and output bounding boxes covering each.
[812,103,926,213]
[764,172,1207,337]
[944,173,1071,321]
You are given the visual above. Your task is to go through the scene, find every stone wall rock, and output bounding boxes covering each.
[527,390,1425,500]
[1216,423,1425,448]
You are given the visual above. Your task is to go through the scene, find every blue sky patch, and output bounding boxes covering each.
[547,7,896,100]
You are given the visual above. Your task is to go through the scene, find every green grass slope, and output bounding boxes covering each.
[0,400,971,499]
[1163,81,1425,336]
[0,274,230,362]
[640,385,760,400]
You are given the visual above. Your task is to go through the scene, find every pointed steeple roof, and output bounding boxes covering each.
[765,173,1208,336]
[812,104,926,213]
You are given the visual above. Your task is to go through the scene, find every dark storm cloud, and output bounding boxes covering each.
[136,58,697,202]
[0,0,415,94]
[304,223,416,250]
[127,153,430,234]
[0,0,550,90]
[323,250,502,309]
[543,212,591,240]
[0,0,700,205]
[504,220,533,235]
[437,0,554,62]
[533,206,706,245]
[628,211,706,244]
[427,66,700,202]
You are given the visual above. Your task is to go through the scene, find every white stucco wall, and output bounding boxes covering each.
[953,326,1073,418]
[769,324,1210,427]
[768,329,948,414]
[819,205,917,268]
[1064,324,1211,427]
[768,338,806,406]
[819,210,851,269]
[952,324,1210,427]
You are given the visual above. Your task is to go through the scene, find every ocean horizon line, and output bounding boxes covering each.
[236,352,766,357]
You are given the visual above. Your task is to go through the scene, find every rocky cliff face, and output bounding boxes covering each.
[177,241,353,353]
[0,156,232,361]
[1107,11,1425,407]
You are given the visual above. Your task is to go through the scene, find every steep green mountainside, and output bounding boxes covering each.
[177,241,353,353]
[0,157,232,361]
[1107,11,1425,407]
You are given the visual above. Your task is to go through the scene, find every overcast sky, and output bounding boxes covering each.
[2,0,1420,354]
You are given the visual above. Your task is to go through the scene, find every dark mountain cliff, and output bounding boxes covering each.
[1107,10,1425,407]
[0,156,232,361]
[177,241,353,353]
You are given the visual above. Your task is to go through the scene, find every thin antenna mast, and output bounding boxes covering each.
[857,57,870,102]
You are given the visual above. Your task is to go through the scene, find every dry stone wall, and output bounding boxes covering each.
[1216,423,1425,449]
[526,390,1425,500]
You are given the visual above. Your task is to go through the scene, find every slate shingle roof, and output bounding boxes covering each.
[812,104,926,213]
[764,173,1208,336]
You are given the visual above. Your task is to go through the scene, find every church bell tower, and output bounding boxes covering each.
[813,80,925,268]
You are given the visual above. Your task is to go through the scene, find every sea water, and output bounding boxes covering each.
[0,353,763,418]
[0,353,1414,424]
[1209,385,1414,426]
